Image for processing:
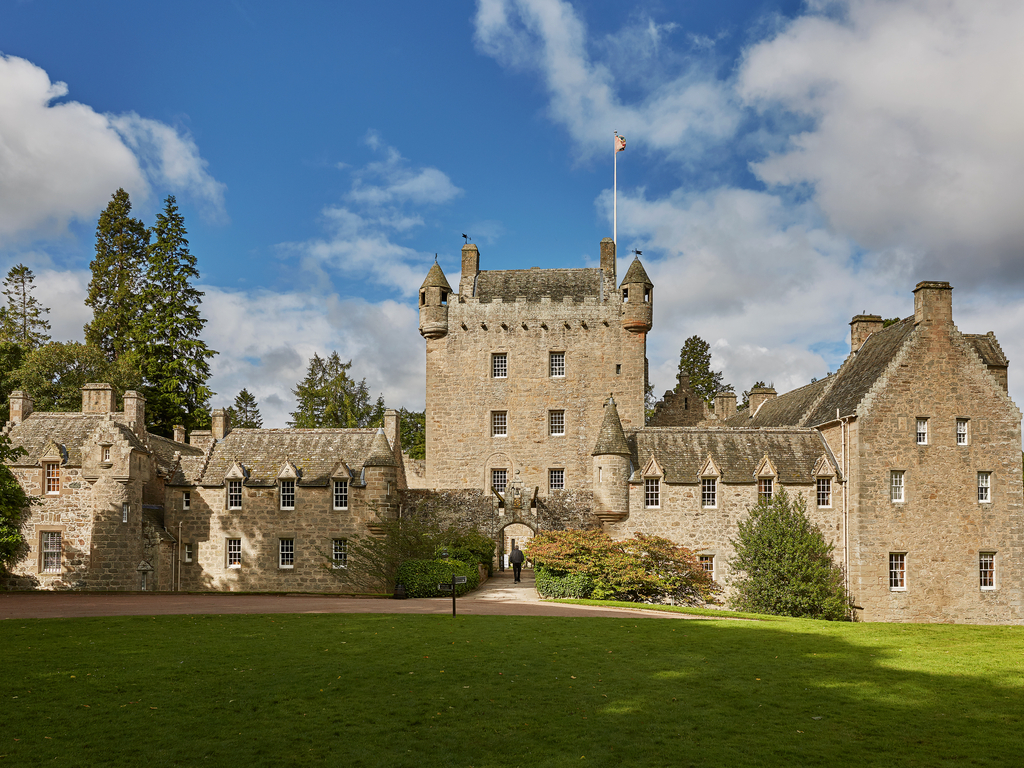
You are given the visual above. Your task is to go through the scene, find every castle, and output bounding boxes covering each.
[3,238,1021,623]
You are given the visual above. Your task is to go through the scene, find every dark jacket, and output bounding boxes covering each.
[510,548,525,564]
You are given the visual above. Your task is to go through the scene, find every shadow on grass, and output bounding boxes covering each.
[1,614,1022,767]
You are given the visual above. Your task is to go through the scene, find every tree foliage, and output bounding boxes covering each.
[529,529,719,604]
[290,352,385,428]
[0,264,51,349]
[400,408,425,459]
[678,335,728,404]
[12,342,142,412]
[0,342,26,423]
[0,434,35,571]
[729,488,851,620]
[229,388,263,429]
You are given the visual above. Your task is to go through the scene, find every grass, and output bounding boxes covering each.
[548,598,790,621]
[2,613,1023,767]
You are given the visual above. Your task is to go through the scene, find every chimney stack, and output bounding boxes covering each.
[211,408,230,441]
[850,314,884,352]
[383,409,402,463]
[173,425,186,443]
[600,237,616,289]
[81,383,116,414]
[459,243,480,297]
[748,386,777,416]
[914,281,953,327]
[714,391,737,420]
[123,391,146,438]
[9,391,32,424]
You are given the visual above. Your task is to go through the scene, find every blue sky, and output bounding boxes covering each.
[2,0,1023,426]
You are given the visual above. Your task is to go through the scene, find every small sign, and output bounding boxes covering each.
[453,576,468,584]
[438,583,453,591]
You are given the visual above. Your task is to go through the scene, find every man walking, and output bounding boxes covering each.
[510,545,525,583]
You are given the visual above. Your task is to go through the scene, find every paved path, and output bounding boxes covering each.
[0,569,706,621]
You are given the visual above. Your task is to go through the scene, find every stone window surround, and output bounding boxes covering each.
[549,467,565,492]
[333,479,349,510]
[491,411,507,437]
[491,468,508,495]
[549,351,565,378]
[978,472,992,504]
[122,502,129,523]
[644,477,660,509]
[979,552,996,590]
[492,352,508,379]
[890,470,906,503]
[699,554,715,580]
[183,543,193,563]
[549,409,565,436]
[333,538,348,569]
[758,477,774,503]
[957,418,970,446]
[279,537,295,569]
[228,480,243,510]
[226,537,242,568]
[280,479,296,511]
[889,552,907,591]
[817,477,832,508]
[39,528,64,574]
[182,491,191,511]
[44,462,60,495]
[916,417,929,445]
[701,477,718,509]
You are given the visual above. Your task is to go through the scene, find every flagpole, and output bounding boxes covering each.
[613,132,618,247]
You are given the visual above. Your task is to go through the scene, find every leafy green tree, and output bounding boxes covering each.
[0,265,51,349]
[400,408,425,459]
[0,342,26,422]
[0,434,34,572]
[290,352,385,428]
[229,388,263,429]
[12,342,141,412]
[678,335,728,404]
[84,189,149,362]
[729,488,851,620]
[141,196,216,435]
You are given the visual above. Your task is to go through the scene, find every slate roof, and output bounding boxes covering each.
[620,257,652,287]
[420,262,452,291]
[198,428,384,486]
[474,268,602,303]
[592,398,631,456]
[629,427,838,485]
[148,433,205,480]
[5,413,148,466]
[726,377,833,428]
[965,333,1008,368]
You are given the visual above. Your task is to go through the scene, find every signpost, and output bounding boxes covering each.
[438,575,469,616]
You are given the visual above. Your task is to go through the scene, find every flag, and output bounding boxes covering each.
[615,135,626,152]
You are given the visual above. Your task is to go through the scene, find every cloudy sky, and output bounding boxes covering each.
[2,0,1022,426]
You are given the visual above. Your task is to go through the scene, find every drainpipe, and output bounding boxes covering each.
[841,414,851,598]
[177,521,182,592]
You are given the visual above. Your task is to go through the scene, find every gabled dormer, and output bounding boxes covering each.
[754,453,778,502]
[698,454,722,480]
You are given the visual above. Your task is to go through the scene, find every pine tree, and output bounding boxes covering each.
[290,352,384,428]
[141,195,217,436]
[677,335,728,404]
[229,388,263,429]
[0,265,51,349]
[85,189,149,361]
[400,408,426,459]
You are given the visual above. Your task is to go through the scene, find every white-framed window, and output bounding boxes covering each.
[183,543,193,563]
[980,552,995,590]
[228,480,242,510]
[44,463,60,495]
[41,531,61,574]
[334,480,349,510]
[916,418,928,445]
[280,479,295,510]
[103,447,111,462]
[549,351,565,378]
[699,554,715,579]
[491,468,508,495]
[491,411,507,437]
[122,502,129,523]
[492,352,507,379]
[890,471,905,503]
[645,478,660,509]
[978,472,991,503]
[817,478,832,508]
[182,491,191,510]
[549,410,565,436]
[333,539,348,569]
[279,538,294,569]
[702,478,717,508]
[227,538,241,568]
[549,468,564,492]
[889,552,906,590]
[758,478,773,502]
[957,418,969,446]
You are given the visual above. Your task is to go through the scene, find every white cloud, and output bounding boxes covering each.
[347,134,462,206]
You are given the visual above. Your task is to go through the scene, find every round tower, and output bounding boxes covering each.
[418,262,452,340]
[620,257,653,334]
[592,395,632,526]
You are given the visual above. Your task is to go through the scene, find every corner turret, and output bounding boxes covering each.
[419,262,452,340]
[592,395,631,526]
[620,257,653,334]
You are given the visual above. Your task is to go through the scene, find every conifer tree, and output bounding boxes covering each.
[229,388,263,429]
[0,265,51,349]
[290,352,384,428]
[85,189,149,361]
[140,195,216,436]
[677,335,728,404]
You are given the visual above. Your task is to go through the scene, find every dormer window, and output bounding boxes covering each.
[44,463,60,495]
[280,479,295,510]
[228,480,242,510]
[758,478,774,502]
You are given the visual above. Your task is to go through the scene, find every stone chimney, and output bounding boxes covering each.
[9,391,32,424]
[211,408,230,441]
[459,242,480,297]
[173,425,186,443]
[914,281,953,326]
[123,391,146,437]
[383,409,402,463]
[748,386,777,416]
[714,391,737,420]
[850,314,884,352]
[600,237,616,290]
[82,383,116,414]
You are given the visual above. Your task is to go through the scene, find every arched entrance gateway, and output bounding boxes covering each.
[499,522,536,571]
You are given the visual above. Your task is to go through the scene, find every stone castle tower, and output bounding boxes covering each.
[419,238,652,503]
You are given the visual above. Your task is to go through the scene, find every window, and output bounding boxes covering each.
[699,555,715,579]
[622,287,629,303]
[45,463,59,495]
[644,286,651,303]
[103,447,111,462]
[279,538,294,569]
[889,553,906,590]
[491,411,507,437]
[334,480,349,510]
[491,469,508,495]
[227,538,241,568]
[182,491,191,511]
[978,472,991,503]
[549,410,565,436]
[549,468,564,492]
[758,478,773,502]
[817,478,832,508]
[890,471,905,503]
[980,552,995,590]
[645,478,660,508]
[228,480,242,510]
[615,364,621,375]
[333,539,348,569]
[916,418,928,445]
[492,353,507,379]
[702,478,717,508]
[549,351,565,377]
[957,419,969,446]
[122,502,129,523]
[41,531,61,573]
[280,480,295,510]
[184,543,193,563]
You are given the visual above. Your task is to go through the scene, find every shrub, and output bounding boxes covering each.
[396,558,479,598]
[535,567,594,599]
[729,488,851,620]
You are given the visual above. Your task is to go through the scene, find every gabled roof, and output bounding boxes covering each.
[474,268,602,303]
[965,332,1008,368]
[726,378,833,428]
[5,413,148,467]
[148,433,205,481]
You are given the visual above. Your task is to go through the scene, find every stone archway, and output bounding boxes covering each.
[499,521,536,570]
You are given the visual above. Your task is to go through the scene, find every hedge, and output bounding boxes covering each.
[396,558,480,597]
[535,567,594,599]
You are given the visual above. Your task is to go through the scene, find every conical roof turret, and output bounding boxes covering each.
[364,428,398,467]
[420,262,452,291]
[620,257,652,288]
[592,395,631,456]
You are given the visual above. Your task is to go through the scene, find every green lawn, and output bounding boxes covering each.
[3,613,1023,767]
